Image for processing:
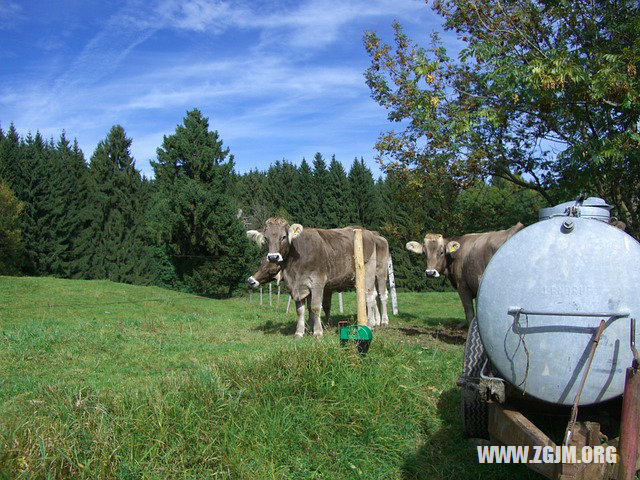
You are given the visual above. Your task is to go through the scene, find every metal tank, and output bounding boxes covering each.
[476,196,640,406]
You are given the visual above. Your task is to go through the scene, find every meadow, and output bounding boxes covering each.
[0,276,540,479]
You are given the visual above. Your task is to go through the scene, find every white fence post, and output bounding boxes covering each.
[338,292,343,314]
[388,255,398,315]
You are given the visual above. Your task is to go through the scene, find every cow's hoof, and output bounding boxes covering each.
[293,333,304,340]
[313,332,324,339]
[456,322,468,330]
[381,321,389,327]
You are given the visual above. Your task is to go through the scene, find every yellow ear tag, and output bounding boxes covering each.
[447,243,459,254]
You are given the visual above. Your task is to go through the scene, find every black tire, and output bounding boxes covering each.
[460,317,489,439]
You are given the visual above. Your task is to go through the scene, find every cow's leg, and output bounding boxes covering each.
[309,287,324,338]
[457,286,475,328]
[377,275,389,326]
[294,299,306,339]
[322,290,332,327]
[365,260,380,328]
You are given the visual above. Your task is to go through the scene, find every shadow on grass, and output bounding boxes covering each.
[253,320,297,336]
[401,388,542,480]
[395,325,467,346]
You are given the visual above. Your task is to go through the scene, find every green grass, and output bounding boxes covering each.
[0,276,541,479]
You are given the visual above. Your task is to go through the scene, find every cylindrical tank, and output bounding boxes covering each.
[477,197,640,406]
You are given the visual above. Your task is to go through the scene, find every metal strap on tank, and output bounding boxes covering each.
[508,308,629,319]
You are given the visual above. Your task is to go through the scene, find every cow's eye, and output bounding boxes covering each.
[439,250,444,256]
[281,235,287,241]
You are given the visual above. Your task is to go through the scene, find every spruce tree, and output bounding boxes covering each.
[0,124,23,196]
[323,155,356,228]
[150,109,257,296]
[311,153,329,227]
[88,125,150,284]
[290,158,316,226]
[19,132,61,275]
[348,157,382,230]
[264,159,298,219]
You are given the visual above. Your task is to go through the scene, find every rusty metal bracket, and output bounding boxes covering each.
[564,320,607,446]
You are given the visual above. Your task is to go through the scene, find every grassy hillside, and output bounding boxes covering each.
[0,276,538,479]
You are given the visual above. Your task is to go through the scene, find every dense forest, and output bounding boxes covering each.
[2,0,637,298]
[0,109,548,296]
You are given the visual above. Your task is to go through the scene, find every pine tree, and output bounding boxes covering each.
[263,159,298,219]
[0,124,23,196]
[323,155,355,228]
[19,132,62,275]
[88,125,150,284]
[311,153,329,227]
[289,158,316,226]
[348,157,382,230]
[150,109,257,296]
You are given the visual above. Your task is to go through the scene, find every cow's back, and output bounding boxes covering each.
[286,227,376,292]
[458,223,524,296]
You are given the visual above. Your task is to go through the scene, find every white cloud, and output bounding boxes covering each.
[0,1,22,29]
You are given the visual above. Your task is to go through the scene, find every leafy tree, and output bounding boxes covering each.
[323,155,356,228]
[150,109,256,296]
[0,179,24,274]
[364,0,640,236]
[348,157,382,230]
[88,125,150,284]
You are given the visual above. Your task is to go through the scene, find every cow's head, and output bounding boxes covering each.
[246,257,281,288]
[406,233,460,278]
[255,217,303,264]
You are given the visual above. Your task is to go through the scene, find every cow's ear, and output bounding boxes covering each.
[405,241,423,254]
[289,223,303,242]
[246,230,265,245]
[446,241,460,256]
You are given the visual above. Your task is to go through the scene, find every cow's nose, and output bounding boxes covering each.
[267,253,282,263]
[246,276,259,288]
[425,269,440,278]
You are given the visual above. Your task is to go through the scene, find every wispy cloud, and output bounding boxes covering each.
[0,1,22,29]
[1,0,438,176]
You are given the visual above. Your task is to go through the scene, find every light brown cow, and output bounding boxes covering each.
[406,223,524,326]
[247,217,380,338]
[246,230,391,330]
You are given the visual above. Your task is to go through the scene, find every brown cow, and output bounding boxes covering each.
[246,231,391,330]
[247,217,379,338]
[246,256,332,334]
[406,223,524,326]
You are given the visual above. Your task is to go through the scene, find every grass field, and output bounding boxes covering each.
[0,276,541,479]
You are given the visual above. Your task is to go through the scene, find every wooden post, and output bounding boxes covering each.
[250,292,252,303]
[269,282,272,306]
[277,284,281,307]
[286,295,292,314]
[353,229,367,326]
[260,287,263,305]
[338,292,343,314]
[387,255,398,315]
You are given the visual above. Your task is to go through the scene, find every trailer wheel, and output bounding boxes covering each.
[460,317,489,439]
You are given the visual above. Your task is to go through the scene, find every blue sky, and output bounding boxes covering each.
[1,0,455,177]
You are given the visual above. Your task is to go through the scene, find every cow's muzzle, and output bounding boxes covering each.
[425,269,440,278]
[246,276,260,288]
[267,253,283,263]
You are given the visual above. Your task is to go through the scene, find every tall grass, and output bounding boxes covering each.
[0,277,538,479]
